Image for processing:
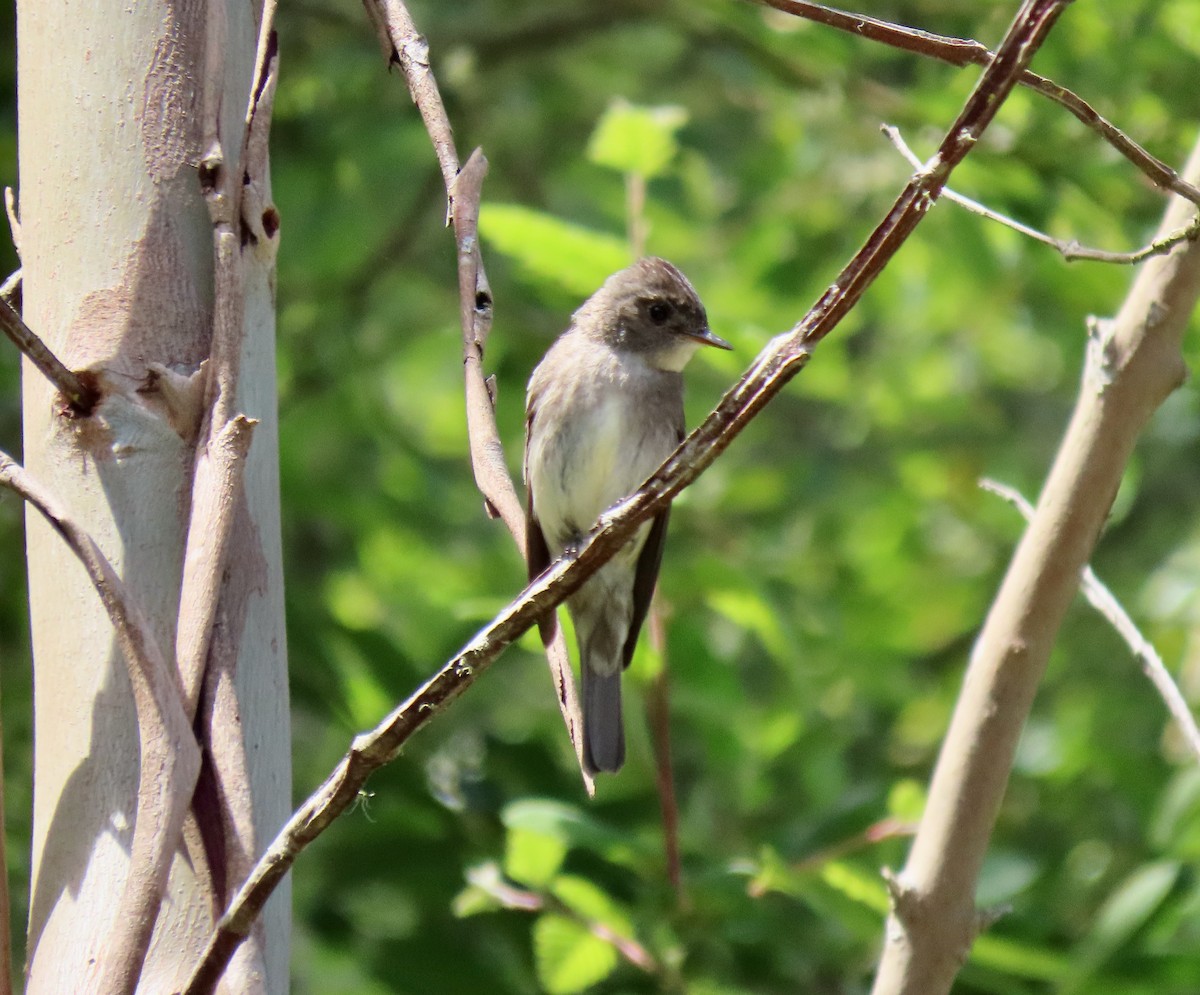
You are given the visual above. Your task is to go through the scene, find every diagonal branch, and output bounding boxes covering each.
[0,452,201,992]
[870,121,1200,995]
[0,295,98,414]
[981,478,1200,765]
[182,4,1068,989]
[362,0,593,789]
[884,125,1200,265]
[755,0,1200,207]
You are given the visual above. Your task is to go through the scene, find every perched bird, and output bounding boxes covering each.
[524,257,731,774]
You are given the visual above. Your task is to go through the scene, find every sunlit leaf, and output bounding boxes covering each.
[505,826,567,888]
[533,914,619,994]
[587,99,689,178]
[479,203,629,297]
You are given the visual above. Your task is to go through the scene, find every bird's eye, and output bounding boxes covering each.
[648,301,671,324]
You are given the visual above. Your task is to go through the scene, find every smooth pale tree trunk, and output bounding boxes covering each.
[17,2,289,991]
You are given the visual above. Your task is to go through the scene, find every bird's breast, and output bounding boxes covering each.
[529,381,673,554]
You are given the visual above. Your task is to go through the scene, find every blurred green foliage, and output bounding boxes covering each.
[4,0,1200,992]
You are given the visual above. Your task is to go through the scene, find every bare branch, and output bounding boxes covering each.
[466,863,660,974]
[981,478,1200,766]
[0,452,200,992]
[451,153,519,533]
[182,0,278,708]
[756,0,1200,207]
[362,0,459,191]
[177,9,283,991]
[0,269,20,305]
[871,117,1200,995]
[748,817,916,898]
[176,416,257,713]
[363,0,594,788]
[183,5,1067,987]
[647,603,683,900]
[240,10,281,249]
[0,296,98,413]
[4,187,18,259]
[884,125,1200,264]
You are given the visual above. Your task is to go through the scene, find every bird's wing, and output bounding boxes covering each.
[524,397,557,644]
[622,414,683,669]
[622,508,669,669]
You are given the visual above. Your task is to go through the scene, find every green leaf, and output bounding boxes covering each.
[586,99,689,178]
[501,799,629,859]
[453,862,509,918]
[970,933,1071,982]
[478,203,628,297]
[551,875,632,936]
[450,882,502,918]
[819,860,891,915]
[976,849,1040,907]
[707,587,789,659]
[1062,860,1182,993]
[1091,861,1181,949]
[505,826,567,888]
[886,778,927,822]
[533,913,619,994]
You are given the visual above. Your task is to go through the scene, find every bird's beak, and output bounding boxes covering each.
[686,326,733,350]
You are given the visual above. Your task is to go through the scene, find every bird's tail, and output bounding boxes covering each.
[582,658,625,774]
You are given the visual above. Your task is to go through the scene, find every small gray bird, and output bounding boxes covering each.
[524,257,731,774]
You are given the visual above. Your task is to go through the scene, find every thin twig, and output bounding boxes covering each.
[0,452,201,992]
[4,187,19,260]
[647,603,683,901]
[627,172,648,259]
[467,863,660,974]
[981,478,1200,765]
[364,0,593,790]
[884,125,1200,264]
[0,269,20,305]
[0,296,98,413]
[183,5,1065,986]
[747,817,916,898]
[755,0,1200,207]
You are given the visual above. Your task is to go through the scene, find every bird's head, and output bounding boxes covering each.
[580,257,731,372]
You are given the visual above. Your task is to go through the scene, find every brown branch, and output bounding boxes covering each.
[362,0,458,191]
[0,452,201,992]
[981,478,1200,766]
[870,124,1200,995]
[0,269,20,306]
[884,125,1200,264]
[451,153,518,533]
[647,603,683,900]
[0,296,98,413]
[183,5,1067,987]
[365,0,594,790]
[467,863,660,974]
[756,0,1200,208]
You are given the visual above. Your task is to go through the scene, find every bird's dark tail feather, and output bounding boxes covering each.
[582,661,624,774]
